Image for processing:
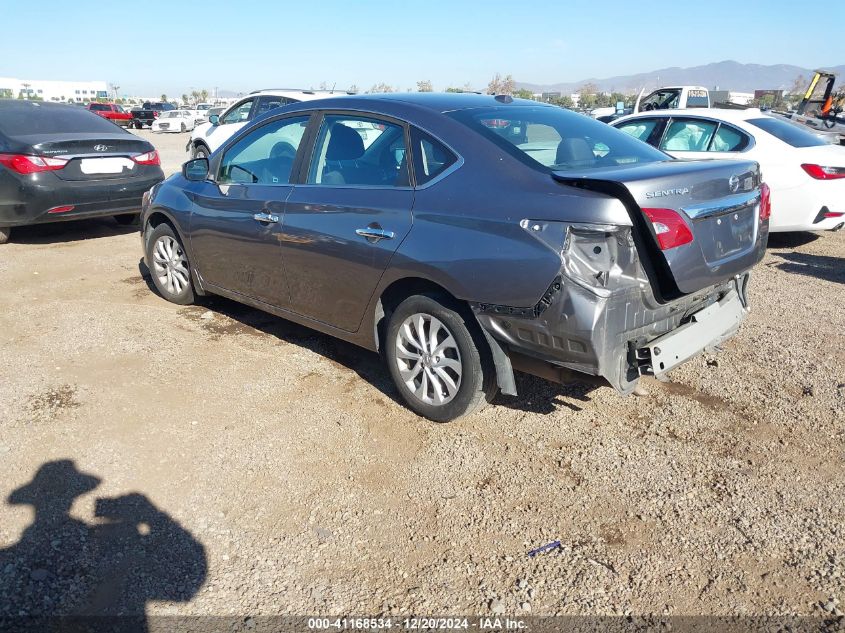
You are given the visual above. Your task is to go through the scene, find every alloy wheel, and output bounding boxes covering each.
[395,313,462,405]
[152,236,190,296]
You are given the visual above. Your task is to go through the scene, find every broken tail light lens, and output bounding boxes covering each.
[760,183,772,221]
[133,150,160,166]
[641,208,694,250]
[0,153,68,174]
[801,164,845,180]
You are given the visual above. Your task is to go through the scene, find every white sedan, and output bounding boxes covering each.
[151,110,197,133]
[612,108,845,232]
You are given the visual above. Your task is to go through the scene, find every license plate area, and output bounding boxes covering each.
[79,157,135,175]
[694,204,757,265]
[638,291,746,376]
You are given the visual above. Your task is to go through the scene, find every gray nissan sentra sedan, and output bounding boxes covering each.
[140,93,770,422]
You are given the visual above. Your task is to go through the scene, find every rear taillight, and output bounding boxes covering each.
[0,153,68,174]
[642,207,694,250]
[760,183,772,221]
[801,163,845,180]
[133,150,160,166]
[47,205,75,214]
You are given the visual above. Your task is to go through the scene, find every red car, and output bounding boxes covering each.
[86,103,133,128]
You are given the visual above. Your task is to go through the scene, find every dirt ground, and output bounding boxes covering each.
[0,128,843,620]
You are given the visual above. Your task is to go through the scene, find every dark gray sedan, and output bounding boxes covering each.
[140,93,769,421]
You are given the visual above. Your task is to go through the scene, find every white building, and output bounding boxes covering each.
[0,77,110,103]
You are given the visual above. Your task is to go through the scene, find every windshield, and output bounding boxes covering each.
[747,117,829,148]
[450,106,668,172]
[0,102,125,136]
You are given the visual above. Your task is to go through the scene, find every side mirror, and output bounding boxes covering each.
[183,158,209,182]
[209,114,219,126]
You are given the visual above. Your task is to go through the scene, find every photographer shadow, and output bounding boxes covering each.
[0,460,207,632]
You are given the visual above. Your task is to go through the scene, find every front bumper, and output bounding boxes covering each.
[0,168,164,227]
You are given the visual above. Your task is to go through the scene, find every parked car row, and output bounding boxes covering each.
[3,91,842,422]
[612,108,845,232]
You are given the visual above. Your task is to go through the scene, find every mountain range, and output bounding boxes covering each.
[516,60,845,95]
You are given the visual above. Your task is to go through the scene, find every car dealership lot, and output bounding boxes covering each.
[1,132,844,618]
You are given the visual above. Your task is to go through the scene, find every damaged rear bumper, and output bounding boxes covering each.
[472,223,751,394]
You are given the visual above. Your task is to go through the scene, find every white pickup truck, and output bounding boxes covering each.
[634,86,710,113]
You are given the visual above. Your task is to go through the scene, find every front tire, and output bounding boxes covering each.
[0,226,10,245]
[385,294,497,422]
[145,223,195,305]
[180,123,186,133]
[192,144,209,160]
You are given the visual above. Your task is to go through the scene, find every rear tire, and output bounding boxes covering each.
[145,223,195,305]
[0,226,10,245]
[384,294,497,422]
[114,214,139,226]
[134,121,142,129]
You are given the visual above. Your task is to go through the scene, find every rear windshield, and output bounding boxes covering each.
[0,102,125,136]
[450,106,668,172]
[747,117,828,148]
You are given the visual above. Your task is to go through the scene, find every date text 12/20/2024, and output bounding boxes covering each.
[308,617,528,630]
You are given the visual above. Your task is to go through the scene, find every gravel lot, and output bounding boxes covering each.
[0,128,843,620]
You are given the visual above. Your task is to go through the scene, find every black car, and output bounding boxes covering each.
[0,100,164,244]
[131,102,176,129]
[141,93,768,421]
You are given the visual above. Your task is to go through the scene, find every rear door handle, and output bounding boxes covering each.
[253,212,279,224]
[355,227,394,242]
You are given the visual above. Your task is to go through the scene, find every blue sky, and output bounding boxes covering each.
[0,0,840,96]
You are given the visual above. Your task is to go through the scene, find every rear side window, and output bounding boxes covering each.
[450,106,667,172]
[660,119,717,151]
[0,103,124,136]
[410,128,457,185]
[89,104,108,111]
[709,124,750,152]
[747,117,828,148]
[686,89,709,108]
[307,115,409,187]
[254,96,295,118]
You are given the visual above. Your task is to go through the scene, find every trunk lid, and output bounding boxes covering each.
[18,133,153,181]
[553,159,766,297]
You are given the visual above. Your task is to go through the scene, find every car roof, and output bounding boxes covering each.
[285,92,546,113]
[614,108,768,124]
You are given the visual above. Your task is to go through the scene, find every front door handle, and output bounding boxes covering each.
[355,227,395,242]
[253,212,279,224]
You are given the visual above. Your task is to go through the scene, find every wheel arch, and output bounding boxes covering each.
[143,209,206,296]
[371,276,517,396]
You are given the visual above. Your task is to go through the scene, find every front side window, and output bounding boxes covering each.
[410,128,458,185]
[660,119,717,152]
[450,106,668,172]
[641,89,681,111]
[222,99,255,124]
[616,119,660,142]
[218,116,309,185]
[307,115,409,187]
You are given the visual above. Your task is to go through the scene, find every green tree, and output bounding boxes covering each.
[514,88,534,100]
[181,93,188,104]
[200,89,209,102]
[160,94,167,102]
[416,80,433,92]
[551,95,574,109]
